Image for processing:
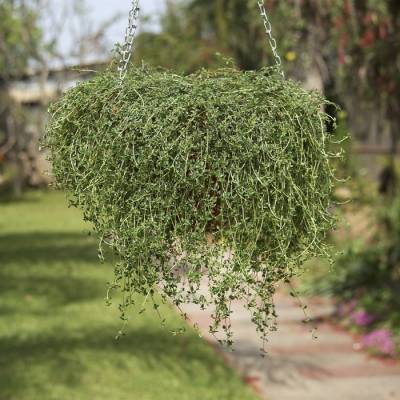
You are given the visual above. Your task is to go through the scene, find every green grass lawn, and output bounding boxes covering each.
[0,191,257,400]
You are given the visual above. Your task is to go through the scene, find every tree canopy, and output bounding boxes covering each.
[0,1,42,81]
[135,0,398,149]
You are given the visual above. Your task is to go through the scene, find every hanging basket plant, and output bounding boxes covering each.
[44,1,337,345]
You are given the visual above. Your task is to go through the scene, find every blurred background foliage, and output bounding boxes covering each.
[0,1,42,80]
[0,0,399,362]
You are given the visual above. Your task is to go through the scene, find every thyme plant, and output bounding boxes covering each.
[44,65,336,345]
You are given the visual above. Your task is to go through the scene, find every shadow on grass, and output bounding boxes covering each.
[0,270,107,308]
[0,188,48,204]
[0,323,222,397]
[0,232,110,308]
[0,232,100,265]
[0,230,242,399]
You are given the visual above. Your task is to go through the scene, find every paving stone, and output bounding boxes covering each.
[182,289,400,400]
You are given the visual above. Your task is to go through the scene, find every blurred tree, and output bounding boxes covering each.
[135,0,300,72]
[0,0,120,197]
[330,0,400,193]
[134,2,224,73]
[0,1,42,197]
[185,0,264,70]
[0,1,42,81]
[136,1,399,188]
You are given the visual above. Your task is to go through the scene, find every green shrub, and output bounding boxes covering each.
[44,65,336,344]
[318,198,400,300]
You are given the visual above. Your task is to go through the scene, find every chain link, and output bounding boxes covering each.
[118,0,140,84]
[118,0,284,81]
[257,0,284,77]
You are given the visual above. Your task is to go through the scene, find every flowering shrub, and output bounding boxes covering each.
[362,329,396,357]
[351,310,375,327]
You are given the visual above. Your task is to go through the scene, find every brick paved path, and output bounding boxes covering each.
[183,290,400,400]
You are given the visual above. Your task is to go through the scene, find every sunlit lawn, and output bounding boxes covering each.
[0,191,256,400]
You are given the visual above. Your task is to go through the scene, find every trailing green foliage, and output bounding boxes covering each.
[44,65,336,345]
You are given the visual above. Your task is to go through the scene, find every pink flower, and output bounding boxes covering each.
[351,310,375,327]
[362,329,396,356]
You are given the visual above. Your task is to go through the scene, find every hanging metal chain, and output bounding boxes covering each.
[117,0,283,81]
[257,0,284,77]
[118,0,140,84]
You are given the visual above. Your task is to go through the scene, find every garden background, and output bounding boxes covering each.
[0,1,399,399]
